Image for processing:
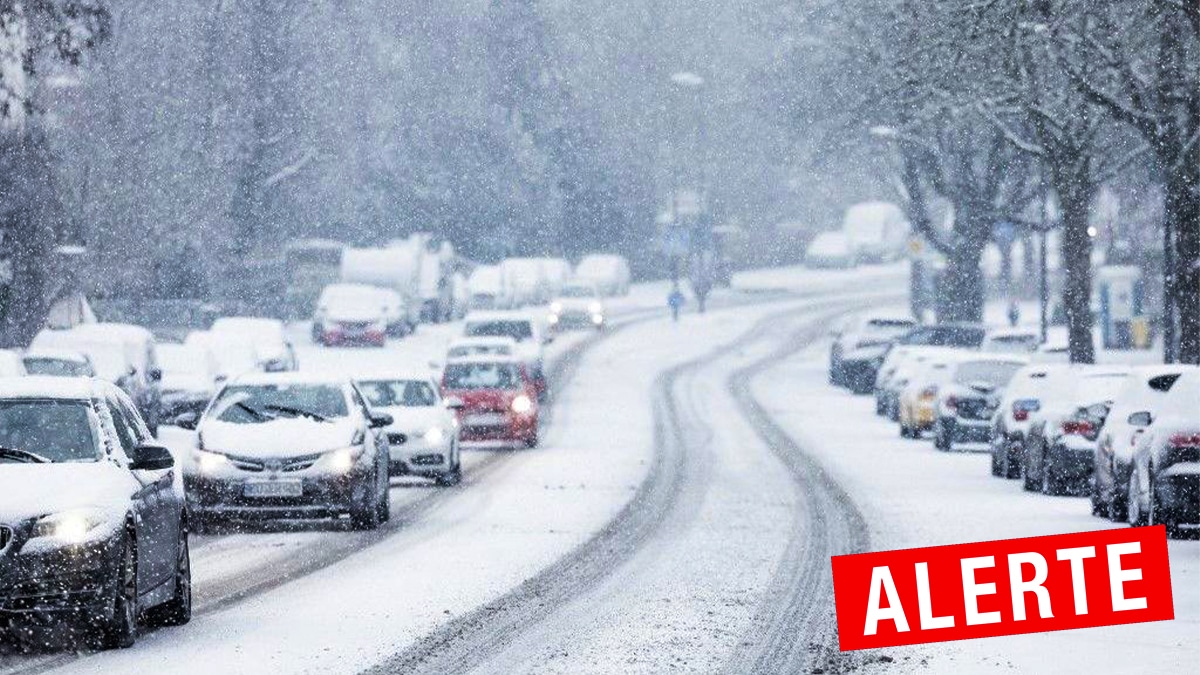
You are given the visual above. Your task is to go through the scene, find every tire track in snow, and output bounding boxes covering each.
[366,296,883,675]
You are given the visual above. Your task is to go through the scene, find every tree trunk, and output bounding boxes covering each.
[0,132,60,348]
[936,213,987,323]
[1171,159,1200,364]
[1058,184,1097,364]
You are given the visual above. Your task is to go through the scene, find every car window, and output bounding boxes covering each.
[23,357,93,377]
[106,401,140,456]
[465,321,533,341]
[953,361,1023,387]
[0,400,100,463]
[349,385,371,417]
[209,383,350,424]
[358,380,439,407]
[443,363,523,390]
[118,396,151,442]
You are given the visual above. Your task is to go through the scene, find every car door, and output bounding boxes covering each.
[350,384,387,484]
[105,397,164,591]
[114,397,176,589]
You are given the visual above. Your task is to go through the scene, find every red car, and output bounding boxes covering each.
[441,356,539,448]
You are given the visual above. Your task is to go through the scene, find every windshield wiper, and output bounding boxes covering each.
[263,404,329,422]
[235,401,274,421]
[0,446,51,464]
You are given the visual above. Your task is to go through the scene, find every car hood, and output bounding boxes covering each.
[443,389,520,412]
[376,406,449,432]
[0,462,135,524]
[199,417,360,459]
[556,298,601,312]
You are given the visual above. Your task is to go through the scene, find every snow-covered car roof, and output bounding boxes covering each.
[227,371,351,388]
[22,347,91,363]
[211,316,285,334]
[448,336,519,349]
[69,322,154,343]
[985,326,1041,339]
[0,375,120,400]
[441,354,525,366]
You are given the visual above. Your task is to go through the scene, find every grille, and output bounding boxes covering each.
[0,525,10,550]
[387,433,408,445]
[956,399,993,420]
[226,453,323,473]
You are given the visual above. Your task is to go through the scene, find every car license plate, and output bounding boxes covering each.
[464,413,506,426]
[243,479,303,498]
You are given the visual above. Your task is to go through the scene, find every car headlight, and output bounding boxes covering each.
[591,313,604,325]
[547,313,559,325]
[327,446,364,473]
[424,427,447,445]
[511,394,533,414]
[550,302,563,314]
[588,302,602,314]
[33,509,109,544]
[195,450,229,474]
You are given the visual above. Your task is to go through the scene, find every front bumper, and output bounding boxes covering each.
[458,411,537,447]
[319,325,386,346]
[185,468,371,521]
[551,310,604,330]
[0,531,120,619]
[839,359,881,393]
[387,435,455,477]
[941,417,993,444]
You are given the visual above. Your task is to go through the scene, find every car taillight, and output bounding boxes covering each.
[943,395,957,410]
[1169,432,1200,449]
[920,386,937,399]
[1061,420,1096,440]
[1012,399,1038,422]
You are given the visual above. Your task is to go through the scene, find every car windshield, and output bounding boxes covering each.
[358,380,438,407]
[211,384,348,424]
[954,361,1023,387]
[0,400,99,463]
[465,321,533,341]
[23,357,92,377]
[986,334,1039,353]
[448,345,511,358]
[901,326,986,348]
[559,287,595,298]
[443,363,523,390]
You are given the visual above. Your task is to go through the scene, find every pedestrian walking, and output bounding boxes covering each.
[668,287,685,322]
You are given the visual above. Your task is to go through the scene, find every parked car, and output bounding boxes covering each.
[895,322,988,350]
[355,372,462,485]
[21,348,94,378]
[445,337,518,360]
[878,347,958,422]
[31,324,163,435]
[981,327,1040,354]
[1093,365,1196,521]
[184,330,262,383]
[180,373,393,531]
[932,355,1028,451]
[0,377,190,648]
[829,314,916,392]
[804,231,855,269]
[548,282,606,331]
[1128,370,1200,536]
[574,254,631,297]
[0,350,27,378]
[209,317,298,372]
[898,352,964,438]
[462,311,549,400]
[440,356,540,449]
[989,364,1065,478]
[312,283,395,347]
[157,343,222,423]
[1020,366,1131,495]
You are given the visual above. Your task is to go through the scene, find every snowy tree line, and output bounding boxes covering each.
[775,0,1199,364]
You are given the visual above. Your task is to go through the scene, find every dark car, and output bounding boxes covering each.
[932,356,1027,451]
[829,315,917,393]
[896,322,987,350]
[0,377,190,649]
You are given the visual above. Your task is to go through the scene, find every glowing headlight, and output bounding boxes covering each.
[550,302,563,314]
[424,427,447,445]
[511,394,533,414]
[588,301,603,314]
[33,510,107,544]
[591,313,604,325]
[196,450,229,474]
[329,447,356,473]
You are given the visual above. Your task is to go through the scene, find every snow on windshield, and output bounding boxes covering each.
[0,401,99,463]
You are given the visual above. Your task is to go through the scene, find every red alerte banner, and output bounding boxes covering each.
[831,526,1174,651]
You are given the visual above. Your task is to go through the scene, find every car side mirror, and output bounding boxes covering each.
[444,396,465,410]
[428,360,442,371]
[1127,411,1152,428]
[130,444,174,471]
[369,412,394,429]
[172,411,199,431]
[148,367,163,382]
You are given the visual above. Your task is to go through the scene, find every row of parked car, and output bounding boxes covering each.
[831,314,1199,538]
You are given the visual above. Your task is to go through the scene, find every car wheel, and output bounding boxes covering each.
[934,423,950,452]
[990,446,1002,476]
[377,475,391,523]
[1090,481,1105,517]
[1041,453,1063,496]
[874,397,885,416]
[351,470,383,531]
[1021,452,1038,492]
[98,531,138,649]
[148,529,192,627]
[1127,473,1147,527]
[1106,473,1129,522]
[436,461,463,487]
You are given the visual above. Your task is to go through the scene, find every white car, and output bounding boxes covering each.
[355,373,462,485]
[462,311,549,400]
[21,348,94,378]
[547,282,606,331]
[181,373,394,530]
[312,283,398,347]
[446,336,518,360]
[184,330,261,383]
[209,317,298,372]
[574,254,631,297]
[981,327,1041,354]
[1094,365,1199,521]
[158,342,222,423]
[1128,370,1200,536]
[805,231,855,268]
[0,349,28,377]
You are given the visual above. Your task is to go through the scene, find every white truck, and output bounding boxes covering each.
[574,254,631,297]
[340,245,422,333]
[842,201,909,264]
[468,264,510,310]
[500,258,551,307]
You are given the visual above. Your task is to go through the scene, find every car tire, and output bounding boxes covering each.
[934,423,950,452]
[351,470,384,531]
[1021,452,1038,492]
[1041,453,1064,496]
[990,447,1002,476]
[98,531,138,649]
[874,397,885,416]
[436,462,462,487]
[148,529,192,627]
[1090,482,1105,517]
[376,475,391,523]
[1127,473,1147,527]
[1107,476,1129,522]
